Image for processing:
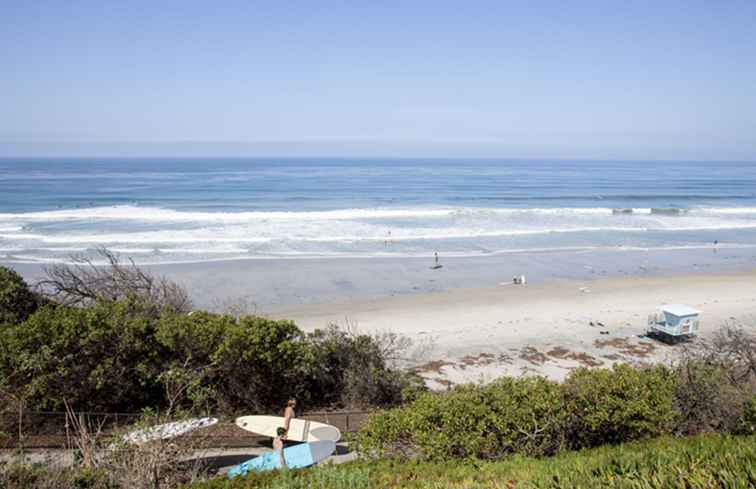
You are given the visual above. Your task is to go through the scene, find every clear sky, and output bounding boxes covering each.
[2,1,756,159]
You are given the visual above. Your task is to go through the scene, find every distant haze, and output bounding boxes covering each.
[2,1,756,160]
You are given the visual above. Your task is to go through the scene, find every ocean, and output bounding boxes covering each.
[2,158,756,265]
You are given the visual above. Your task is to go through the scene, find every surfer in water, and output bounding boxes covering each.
[274,427,287,467]
[283,399,296,438]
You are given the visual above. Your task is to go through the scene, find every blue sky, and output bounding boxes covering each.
[1,1,756,159]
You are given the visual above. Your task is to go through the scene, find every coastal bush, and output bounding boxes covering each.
[563,364,678,448]
[354,376,566,460]
[0,298,165,412]
[302,325,425,409]
[672,359,739,435]
[210,315,307,412]
[485,376,567,456]
[356,365,680,460]
[0,461,112,489]
[0,303,310,413]
[737,396,756,435]
[0,260,420,415]
[673,326,756,435]
[0,266,40,327]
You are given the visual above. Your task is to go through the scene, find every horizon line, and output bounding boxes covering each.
[2,140,755,163]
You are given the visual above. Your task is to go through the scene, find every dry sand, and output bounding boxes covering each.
[270,271,756,388]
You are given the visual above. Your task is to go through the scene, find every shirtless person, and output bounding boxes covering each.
[274,427,287,468]
[283,398,296,438]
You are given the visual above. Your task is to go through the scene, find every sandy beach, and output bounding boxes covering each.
[8,246,756,388]
[270,270,756,388]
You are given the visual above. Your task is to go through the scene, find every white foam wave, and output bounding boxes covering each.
[4,222,756,247]
[697,207,756,215]
[2,204,755,263]
[1,204,756,227]
[0,205,454,223]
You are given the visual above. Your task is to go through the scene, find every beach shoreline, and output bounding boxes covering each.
[7,246,756,387]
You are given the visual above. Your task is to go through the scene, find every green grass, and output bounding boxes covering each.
[188,434,756,489]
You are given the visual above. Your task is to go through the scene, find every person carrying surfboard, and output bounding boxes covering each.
[283,399,296,438]
[274,427,287,468]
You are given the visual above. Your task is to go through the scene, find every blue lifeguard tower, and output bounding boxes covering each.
[647,304,701,338]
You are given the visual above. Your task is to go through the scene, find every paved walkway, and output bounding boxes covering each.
[0,443,357,474]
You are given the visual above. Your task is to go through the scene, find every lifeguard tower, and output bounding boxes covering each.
[647,304,700,339]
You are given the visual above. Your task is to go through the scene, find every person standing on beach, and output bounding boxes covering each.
[283,398,296,438]
[274,427,287,468]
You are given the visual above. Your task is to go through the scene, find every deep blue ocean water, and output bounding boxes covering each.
[2,158,756,263]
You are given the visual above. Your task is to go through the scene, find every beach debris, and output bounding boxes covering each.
[546,346,604,367]
[460,353,497,368]
[594,337,658,358]
[579,287,590,293]
[414,359,455,374]
[519,346,550,365]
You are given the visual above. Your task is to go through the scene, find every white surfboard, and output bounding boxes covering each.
[235,415,341,442]
[122,417,218,444]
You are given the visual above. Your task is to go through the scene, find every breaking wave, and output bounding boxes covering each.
[1,204,755,263]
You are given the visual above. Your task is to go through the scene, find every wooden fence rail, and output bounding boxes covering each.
[0,409,373,449]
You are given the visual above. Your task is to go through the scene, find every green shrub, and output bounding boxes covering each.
[737,396,756,435]
[485,376,567,456]
[673,359,743,435]
[563,364,678,448]
[357,366,679,461]
[354,376,566,460]
[0,298,165,411]
[0,461,113,489]
[303,326,425,409]
[211,315,307,412]
[0,266,39,327]
[0,278,418,415]
[674,327,756,435]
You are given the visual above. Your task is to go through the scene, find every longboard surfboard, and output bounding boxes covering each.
[235,415,341,442]
[122,417,218,444]
[227,440,336,477]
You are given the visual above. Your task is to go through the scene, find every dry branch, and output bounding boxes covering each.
[36,247,191,314]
